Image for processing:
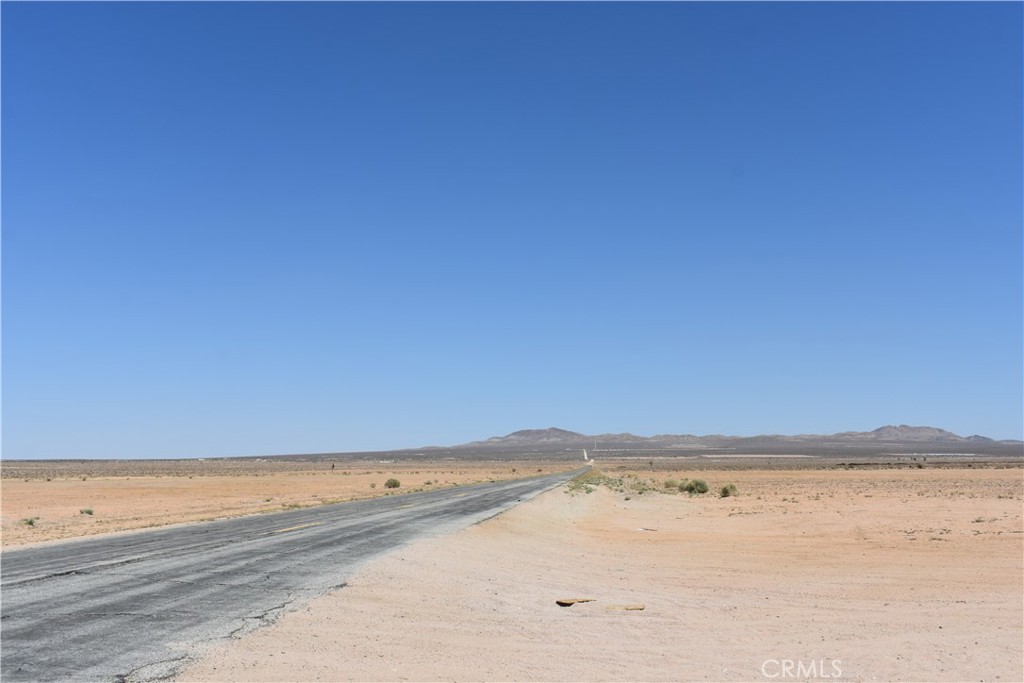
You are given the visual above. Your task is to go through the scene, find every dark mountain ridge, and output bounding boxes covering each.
[452,425,1023,458]
[466,424,1016,447]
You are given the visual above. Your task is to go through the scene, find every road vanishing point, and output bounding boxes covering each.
[1,467,586,682]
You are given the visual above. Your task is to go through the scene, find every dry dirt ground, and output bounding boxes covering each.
[1,460,568,547]
[178,466,1023,683]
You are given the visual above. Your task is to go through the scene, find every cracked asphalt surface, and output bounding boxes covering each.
[1,467,585,682]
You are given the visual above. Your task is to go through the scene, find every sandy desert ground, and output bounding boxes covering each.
[3,460,1021,681]
[177,465,1023,682]
[0,459,569,547]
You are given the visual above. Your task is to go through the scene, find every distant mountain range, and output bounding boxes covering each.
[240,424,1021,462]
[449,425,1022,455]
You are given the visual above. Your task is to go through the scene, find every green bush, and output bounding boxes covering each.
[384,478,401,489]
[80,508,94,515]
[720,484,737,498]
[664,479,679,489]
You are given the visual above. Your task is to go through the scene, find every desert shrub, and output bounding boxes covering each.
[384,478,401,489]
[682,479,709,494]
[720,484,737,498]
[664,479,679,489]
[568,470,609,493]
[80,508,94,515]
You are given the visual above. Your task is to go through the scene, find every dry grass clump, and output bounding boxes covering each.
[681,479,709,494]
[570,470,739,500]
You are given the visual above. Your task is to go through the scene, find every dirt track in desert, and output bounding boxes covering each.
[178,465,1023,682]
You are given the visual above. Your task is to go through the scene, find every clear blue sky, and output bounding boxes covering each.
[3,2,1021,458]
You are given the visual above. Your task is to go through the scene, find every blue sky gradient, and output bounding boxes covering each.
[3,2,1021,458]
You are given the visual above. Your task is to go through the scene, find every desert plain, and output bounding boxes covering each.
[1,458,565,547]
[3,457,1022,682]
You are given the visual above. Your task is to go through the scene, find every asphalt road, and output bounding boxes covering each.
[1,467,586,682]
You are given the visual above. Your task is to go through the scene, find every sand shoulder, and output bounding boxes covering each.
[179,466,1023,682]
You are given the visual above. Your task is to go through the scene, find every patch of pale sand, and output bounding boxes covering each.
[179,468,1023,682]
